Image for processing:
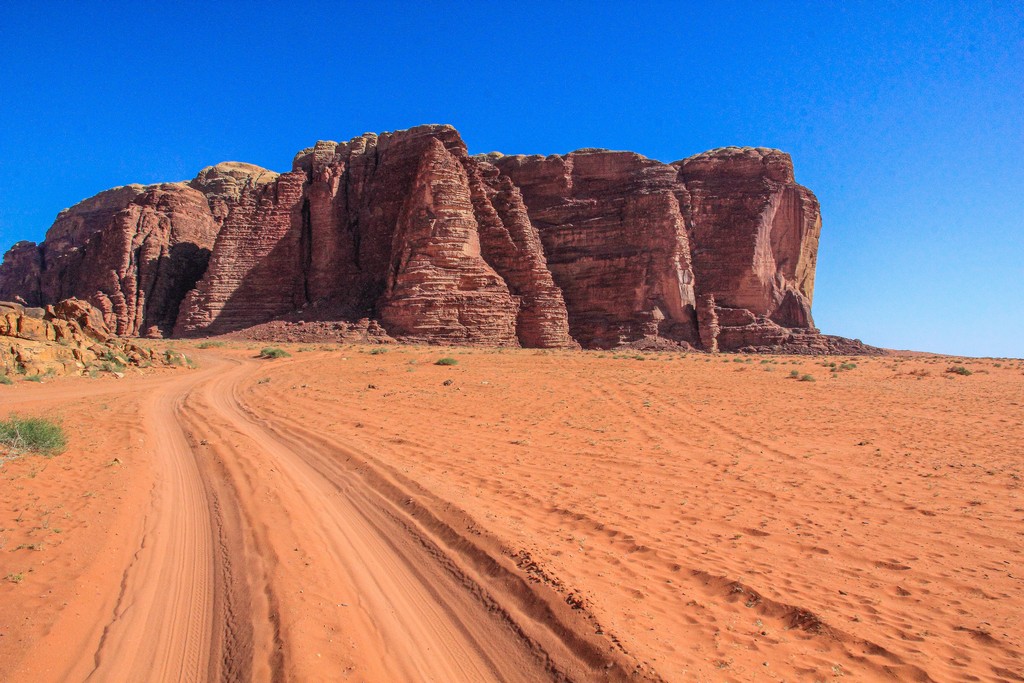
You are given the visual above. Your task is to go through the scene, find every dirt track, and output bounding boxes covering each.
[1,353,636,682]
[2,347,1023,682]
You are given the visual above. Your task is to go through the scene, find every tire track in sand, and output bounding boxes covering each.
[84,361,225,682]
[179,356,646,682]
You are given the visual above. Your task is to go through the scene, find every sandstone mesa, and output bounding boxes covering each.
[0,124,868,353]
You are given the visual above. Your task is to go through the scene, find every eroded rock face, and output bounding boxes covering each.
[493,150,700,349]
[1,126,831,351]
[0,163,275,338]
[177,125,576,347]
[174,170,306,336]
[676,147,819,332]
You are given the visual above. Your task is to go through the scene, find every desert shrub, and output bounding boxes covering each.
[369,347,388,355]
[259,347,291,359]
[0,416,68,455]
[839,362,857,371]
[789,369,800,378]
[23,374,43,382]
[0,375,13,385]
[435,357,458,366]
[98,349,128,366]
[196,341,225,349]
[946,365,972,376]
[799,374,815,382]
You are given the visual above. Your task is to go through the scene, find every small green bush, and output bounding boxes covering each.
[799,374,816,382]
[946,365,972,376]
[789,369,801,378]
[23,374,43,383]
[196,341,225,349]
[0,416,68,455]
[435,357,458,366]
[259,347,291,359]
[0,375,13,385]
[369,347,388,355]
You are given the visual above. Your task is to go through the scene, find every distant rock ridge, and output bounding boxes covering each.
[0,124,836,351]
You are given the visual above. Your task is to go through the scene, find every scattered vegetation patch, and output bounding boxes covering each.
[369,347,388,355]
[0,416,68,455]
[946,365,972,376]
[259,347,291,360]
[789,370,801,378]
[98,349,128,367]
[0,375,13,385]
[195,340,225,349]
[163,349,196,367]
[23,374,43,383]
[435,357,458,366]
[799,374,816,382]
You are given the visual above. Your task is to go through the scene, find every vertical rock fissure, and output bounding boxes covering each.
[299,195,313,305]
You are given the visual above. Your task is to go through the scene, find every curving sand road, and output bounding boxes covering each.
[1,353,638,682]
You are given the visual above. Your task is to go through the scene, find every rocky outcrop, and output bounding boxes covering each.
[676,147,818,330]
[377,138,521,345]
[0,164,275,338]
[492,150,700,349]
[1,125,838,352]
[0,299,189,378]
[177,125,575,347]
[173,170,306,335]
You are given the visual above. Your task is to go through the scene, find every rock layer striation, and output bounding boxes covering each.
[1,125,832,351]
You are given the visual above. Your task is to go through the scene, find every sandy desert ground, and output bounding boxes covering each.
[0,345,1022,682]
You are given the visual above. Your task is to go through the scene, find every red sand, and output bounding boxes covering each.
[2,346,1022,681]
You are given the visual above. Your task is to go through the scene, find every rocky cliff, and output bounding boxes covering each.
[0,124,834,351]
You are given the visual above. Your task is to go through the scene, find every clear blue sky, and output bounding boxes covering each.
[1,2,1021,356]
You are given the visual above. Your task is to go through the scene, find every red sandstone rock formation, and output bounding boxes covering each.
[177,125,576,347]
[492,150,700,349]
[0,163,274,338]
[0,125,838,352]
[174,169,304,335]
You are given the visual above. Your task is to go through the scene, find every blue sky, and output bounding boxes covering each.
[1,2,1021,356]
